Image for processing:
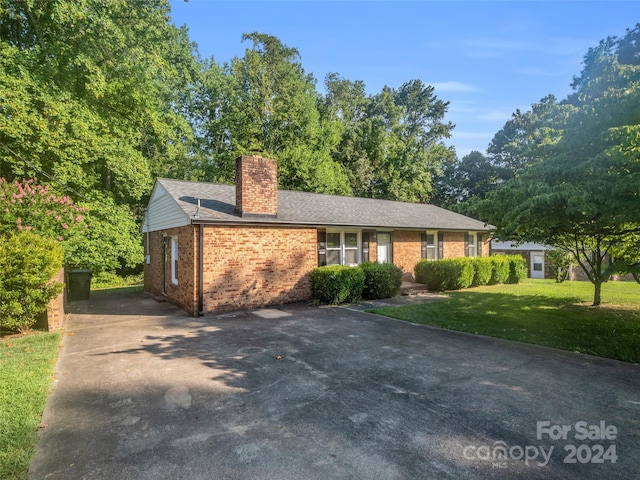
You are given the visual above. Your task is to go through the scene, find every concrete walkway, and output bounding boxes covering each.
[29,289,640,479]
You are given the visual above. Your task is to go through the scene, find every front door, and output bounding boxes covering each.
[531,252,545,279]
[377,232,392,264]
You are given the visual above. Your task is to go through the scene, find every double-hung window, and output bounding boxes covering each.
[465,232,476,257]
[421,231,438,260]
[171,237,179,284]
[326,230,360,266]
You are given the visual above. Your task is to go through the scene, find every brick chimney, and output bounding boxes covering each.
[235,155,278,218]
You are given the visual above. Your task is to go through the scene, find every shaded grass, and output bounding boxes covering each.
[368,280,640,363]
[0,332,60,479]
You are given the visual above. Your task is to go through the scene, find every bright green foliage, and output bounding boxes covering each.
[0,0,199,277]
[197,33,351,195]
[311,265,365,304]
[0,231,63,333]
[0,0,199,200]
[63,197,143,272]
[471,257,493,287]
[478,25,640,305]
[320,75,455,202]
[414,258,474,291]
[360,262,403,299]
[0,332,60,479]
[506,255,528,284]
[545,248,575,283]
[489,255,511,285]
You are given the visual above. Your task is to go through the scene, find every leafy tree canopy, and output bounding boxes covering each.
[478,24,640,305]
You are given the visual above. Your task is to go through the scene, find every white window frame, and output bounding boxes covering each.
[426,230,437,260]
[466,232,477,258]
[171,236,179,285]
[326,229,361,266]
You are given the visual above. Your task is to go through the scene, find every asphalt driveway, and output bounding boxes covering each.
[29,289,640,479]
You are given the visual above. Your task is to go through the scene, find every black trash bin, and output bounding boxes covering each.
[67,269,92,301]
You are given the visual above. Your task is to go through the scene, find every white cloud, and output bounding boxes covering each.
[431,81,480,93]
[465,36,590,59]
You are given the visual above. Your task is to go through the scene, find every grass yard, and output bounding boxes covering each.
[0,332,60,480]
[369,279,640,363]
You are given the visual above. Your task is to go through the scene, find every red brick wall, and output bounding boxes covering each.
[144,226,198,315]
[41,268,65,331]
[392,230,422,279]
[202,225,316,313]
[443,232,465,258]
[235,156,278,216]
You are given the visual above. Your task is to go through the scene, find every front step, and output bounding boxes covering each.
[400,282,430,296]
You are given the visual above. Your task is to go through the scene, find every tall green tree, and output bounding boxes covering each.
[479,25,640,306]
[197,33,351,194]
[432,150,501,209]
[0,0,200,273]
[0,0,199,200]
[319,76,455,201]
[486,95,569,178]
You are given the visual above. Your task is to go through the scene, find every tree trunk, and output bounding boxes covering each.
[592,280,602,306]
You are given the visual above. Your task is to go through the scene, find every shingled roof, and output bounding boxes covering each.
[150,178,490,232]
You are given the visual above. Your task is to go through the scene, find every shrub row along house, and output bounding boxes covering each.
[142,156,491,315]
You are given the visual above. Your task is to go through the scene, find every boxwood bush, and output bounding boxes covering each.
[360,262,403,299]
[311,265,364,304]
[489,255,511,285]
[507,255,528,284]
[471,257,493,286]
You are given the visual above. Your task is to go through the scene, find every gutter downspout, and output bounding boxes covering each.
[197,223,204,316]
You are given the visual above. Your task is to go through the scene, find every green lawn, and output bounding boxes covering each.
[368,279,640,363]
[0,332,60,480]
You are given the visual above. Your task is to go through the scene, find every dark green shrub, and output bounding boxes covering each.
[451,258,475,289]
[360,262,403,299]
[471,257,493,286]
[489,255,511,285]
[414,258,474,291]
[0,231,64,333]
[507,255,528,284]
[415,259,447,290]
[311,265,365,304]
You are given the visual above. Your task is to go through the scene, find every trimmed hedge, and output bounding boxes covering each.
[507,255,528,284]
[360,262,403,300]
[489,255,511,285]
[311,265,364,304]
[415,255,530,292]
[471,257,493,286]
[414,258,474,291]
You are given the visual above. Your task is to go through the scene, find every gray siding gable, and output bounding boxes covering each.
[145,178,490,232]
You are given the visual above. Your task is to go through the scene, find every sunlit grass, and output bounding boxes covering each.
[0,332,60,479]
[369,280,640,363]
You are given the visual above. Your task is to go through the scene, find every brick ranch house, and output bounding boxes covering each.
[142,156,491,315]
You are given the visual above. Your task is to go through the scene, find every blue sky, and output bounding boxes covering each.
[169,0,638,158]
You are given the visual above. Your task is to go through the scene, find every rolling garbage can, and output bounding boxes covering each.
[68,269,92,301]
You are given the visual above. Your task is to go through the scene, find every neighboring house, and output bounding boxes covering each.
[491,241,551,279]
[142,155,491,315]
